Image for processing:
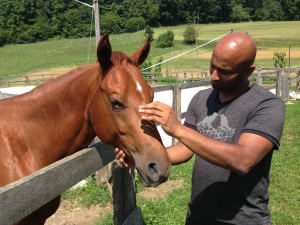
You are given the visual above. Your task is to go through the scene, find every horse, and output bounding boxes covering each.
[0,34,171,225]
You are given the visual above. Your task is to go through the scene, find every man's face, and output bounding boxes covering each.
[209,51,248,92]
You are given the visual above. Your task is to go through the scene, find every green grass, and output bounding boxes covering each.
[269,100,300,225]
[61,176,111,208]
[1,21,300,77]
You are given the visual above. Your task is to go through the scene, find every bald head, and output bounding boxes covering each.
[213,32,257,70]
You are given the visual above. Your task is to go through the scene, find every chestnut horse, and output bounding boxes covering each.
[0,34,171,225]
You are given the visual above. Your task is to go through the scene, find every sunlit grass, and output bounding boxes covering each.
[1,21,299,77]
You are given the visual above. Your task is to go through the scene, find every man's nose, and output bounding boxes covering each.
[210,68,219,81]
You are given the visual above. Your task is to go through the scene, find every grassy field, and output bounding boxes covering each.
[0,21,300,77]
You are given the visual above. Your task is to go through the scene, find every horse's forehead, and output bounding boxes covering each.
[105,60,151,96]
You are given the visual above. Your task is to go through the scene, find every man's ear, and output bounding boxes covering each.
[246,66,256,77]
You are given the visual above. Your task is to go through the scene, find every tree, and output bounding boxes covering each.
[183,26,198,45]
[144,25,154,41]
[126,17,146,32]
[230,5,251,22]
[101,13,124,34]
[156,30,174,48]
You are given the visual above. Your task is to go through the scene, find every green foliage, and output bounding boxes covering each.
[183,26,198,45]
[273,49,287,68]
[156,30,174,48]
[230,5,251,22]
[0,0,300,46]
[125,17,146,33]
[154,57,163,73]
[144,25,154,41]
[101,13,124,34]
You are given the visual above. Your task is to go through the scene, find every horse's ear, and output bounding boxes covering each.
[132,37,151,65]
[97,34,112,72]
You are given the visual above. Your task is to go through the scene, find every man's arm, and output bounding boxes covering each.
[167,141,194,165]
[139,102,274,175]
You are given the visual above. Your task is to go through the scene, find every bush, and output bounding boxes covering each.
[273,49,286,68]
[126,17,146,33]
[156,30,174,48]
[144,25,154,41]
[101,13,124,34]
[183,26,198,45]
[0,30,10,47]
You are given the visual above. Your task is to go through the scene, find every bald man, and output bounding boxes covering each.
[116,32,285,225]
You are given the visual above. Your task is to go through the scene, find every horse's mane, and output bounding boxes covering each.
[7,66,94,102]
[111,51,137,66]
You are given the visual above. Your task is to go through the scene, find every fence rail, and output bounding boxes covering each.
[0,143,115,225]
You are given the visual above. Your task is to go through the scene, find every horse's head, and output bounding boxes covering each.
[89,34,171,187]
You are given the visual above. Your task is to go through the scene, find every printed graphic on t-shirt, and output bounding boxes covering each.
[196,112,235,141]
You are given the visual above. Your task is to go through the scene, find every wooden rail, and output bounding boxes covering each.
[0,142,115,225]
[1,67,299,88]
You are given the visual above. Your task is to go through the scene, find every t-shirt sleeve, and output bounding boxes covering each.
[242,98,285,149]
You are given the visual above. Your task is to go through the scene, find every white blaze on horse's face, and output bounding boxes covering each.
[136,81,143,93]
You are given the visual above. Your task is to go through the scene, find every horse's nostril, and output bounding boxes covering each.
[149,163,159,173]
[147,163,161,183]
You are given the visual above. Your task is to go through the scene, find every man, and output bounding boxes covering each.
[116,32,285,225]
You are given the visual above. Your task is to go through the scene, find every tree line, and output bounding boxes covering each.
[0,0,299,46]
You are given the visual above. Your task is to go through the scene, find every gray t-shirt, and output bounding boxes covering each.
[184,84,285,225]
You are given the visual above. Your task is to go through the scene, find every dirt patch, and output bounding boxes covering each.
[46,201,112,225]
[138,179,185,200]
[199,49,300,59]
[45,179,184,225]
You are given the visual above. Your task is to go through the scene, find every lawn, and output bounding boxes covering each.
[0,21,300,77]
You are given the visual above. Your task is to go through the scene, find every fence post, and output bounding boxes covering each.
[276,69,290,102]
[297,70,300,92]
[151,74,155,86]
[276,69,281,97]
[256,69,262,86]
[112,162,137,225]
[281,73,290,102]
[172,84,181,145]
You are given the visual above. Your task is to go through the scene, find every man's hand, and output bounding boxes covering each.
[139,101,182,137]
[115,148,134,168]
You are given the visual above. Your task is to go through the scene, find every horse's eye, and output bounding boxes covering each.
[110,98,125,110]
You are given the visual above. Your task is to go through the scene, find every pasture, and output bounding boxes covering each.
[0,21,300,77]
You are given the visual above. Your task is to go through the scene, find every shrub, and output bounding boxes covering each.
[126,17,146,33]
[100,13,124,34]
[156,30,174,48]
[273,49,286,68]
[144,25,154,41]
[183,26,198,45]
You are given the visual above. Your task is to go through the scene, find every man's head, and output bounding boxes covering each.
[210,32,257,92]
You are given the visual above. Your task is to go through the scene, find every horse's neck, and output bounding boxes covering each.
[16,65,99,162]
